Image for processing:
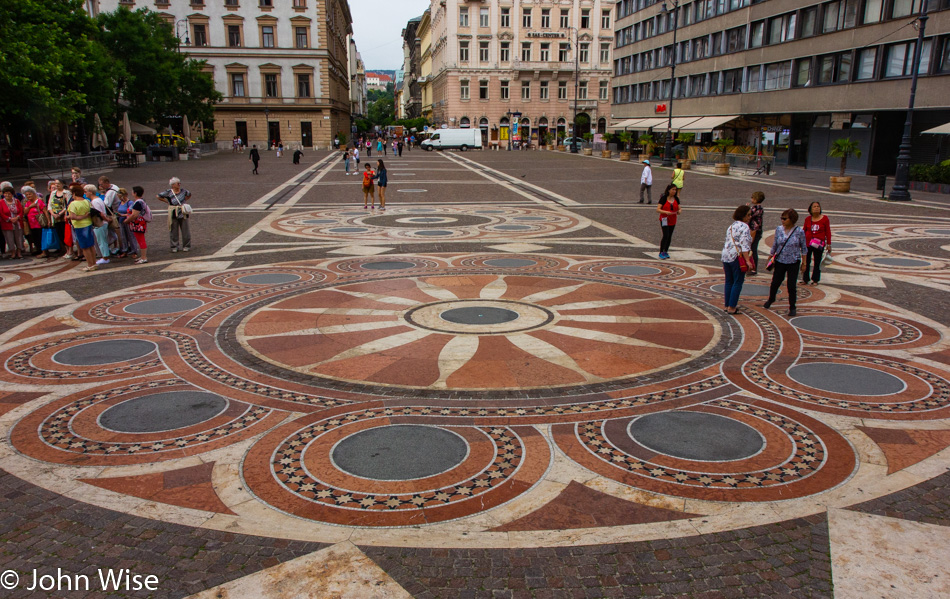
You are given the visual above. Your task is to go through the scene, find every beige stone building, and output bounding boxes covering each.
[611,0,950,174]
[427,0,615,147]
[88,0,354,149]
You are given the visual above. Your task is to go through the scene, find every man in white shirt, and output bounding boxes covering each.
[639,160,653,204]
[90,190,112,265]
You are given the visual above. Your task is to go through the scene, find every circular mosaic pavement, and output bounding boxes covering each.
[1,253,948,548]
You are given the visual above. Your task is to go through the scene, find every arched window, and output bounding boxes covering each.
[460,117,471,128]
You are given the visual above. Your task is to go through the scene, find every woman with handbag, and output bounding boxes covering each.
[47,179,71,258]
[721,205,754,315]
[115,188,139,260]
[156,177,191,253]
[802,201,831,286]
[22,186,48,257]
[125,186,149,264]
[656,184,681,260]
[763,209,807,317]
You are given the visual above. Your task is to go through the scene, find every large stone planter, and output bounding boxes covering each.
[583,148,593,156]
[619,152,631,162]
[557,145,567,152]
[681,160,691,170]
[714,163,730,175]
[601,150,612,158]
[829,176,852,193]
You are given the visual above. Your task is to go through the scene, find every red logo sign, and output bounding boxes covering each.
[655,103,668,114]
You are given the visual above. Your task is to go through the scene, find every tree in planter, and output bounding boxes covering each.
[617,132,633,152]
[544,132,556,146]
[713,138,734,163]
[637,134,655,156]
[675,132,695,158]
[582,132,594,144]
[828,137,862,176]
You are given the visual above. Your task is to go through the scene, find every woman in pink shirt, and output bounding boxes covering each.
[802,201,831,285]
[22,186,48,257]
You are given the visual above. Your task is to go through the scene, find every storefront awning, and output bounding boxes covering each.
[607,118,645,130]
[675,115,740,132]
[922,122,950,135]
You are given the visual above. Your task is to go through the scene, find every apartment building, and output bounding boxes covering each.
[427,0,615,147]
[419,9,434,122]
[349,37,367,121]
[611,0,950,174]
[88,0,354,149]
[402,16,424,119]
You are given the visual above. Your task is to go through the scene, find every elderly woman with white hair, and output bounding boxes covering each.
[156,177,192,253]
[22,186,48,257]
[1,183,24,259]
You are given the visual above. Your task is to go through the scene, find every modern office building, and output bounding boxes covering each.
[611,0,950,173]
[427,0,615,147]
[87,0,354,149]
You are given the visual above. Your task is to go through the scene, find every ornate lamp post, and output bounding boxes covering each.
[660,1,679,167]
[889,4,930,202]
[569,27,580,154]
[175,19,190,54]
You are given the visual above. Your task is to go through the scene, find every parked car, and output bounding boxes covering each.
[561,137,588,148]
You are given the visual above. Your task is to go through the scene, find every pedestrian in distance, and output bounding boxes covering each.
[671,162,685,190]
[343,147,353,175]
[249,145,261,174]
[372,159,388,211]
[802,201,831,286]
[366,138,372,157]
[378,138,386,156]
[763,209,807,317]
[639,160,653,204]
[397,139,404,157]
[747,191,765,275]
[293,149,303,165]
[721,205,754,314]
[361,163,376,209]
[276,141,283,158]
[354,146,360,170]
[656,184,681,260]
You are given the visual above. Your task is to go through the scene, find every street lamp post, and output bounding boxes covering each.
[175,19,190,54]
[569,27,580,154]
[660,1,680,167]
[507,110,512,151]
[264,107,270,149]
[889,4,930,202]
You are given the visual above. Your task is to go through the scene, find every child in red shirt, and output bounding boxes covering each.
[803,201,832,285]
[361,163,376,209]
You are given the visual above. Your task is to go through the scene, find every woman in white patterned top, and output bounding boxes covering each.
[721,205,753,315]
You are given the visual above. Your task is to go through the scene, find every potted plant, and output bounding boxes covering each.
[713,138,734,175]
[544,132,555,150]
[600,133,614,158]
[582,132,594,155]
[618,132,635,161]
[675,132,695,169]
[637,134,654,162]
[828,137,862,193]
[557,135,567,152]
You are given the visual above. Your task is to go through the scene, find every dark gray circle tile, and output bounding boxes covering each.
[494,225,532,231]
[791,316,882,336]
[441,307,520,325]
[53,340,157,366]
[484,258,538,268]
[832,242,857,250]
[303,219,336,224]
[414,230,453,236]
[237,273,302,285]
[407,217,447,223]
[870,257,931,267]
[125,298,204,315]
[514,216,547,221]
[331,425,467,480]
[99,391,228,433]
[628,412,764,462]
[476,210,506,214]
[362,261,417,270]
[328,227,369,233]
[924,229,950,236]
[710,283,771,296]
[838,231,880,238]
[787,363,905,396]
[604,265,662,276]
[341,212,366,216]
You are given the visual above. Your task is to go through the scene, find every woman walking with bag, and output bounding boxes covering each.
[656,185,681,260]
[802,201,831,286]
[157,177,192,253]
[763,209,807,317]
[125,186,150,264]
[47,179,70,257]
[721,205,754,315]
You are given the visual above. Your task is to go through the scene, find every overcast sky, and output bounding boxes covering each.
[349,0,431,71]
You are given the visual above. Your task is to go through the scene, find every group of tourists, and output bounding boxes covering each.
[1,168,194,272]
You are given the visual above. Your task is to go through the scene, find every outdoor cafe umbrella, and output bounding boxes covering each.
[91,113,109,150]
[121,112,134,152]
[183,115,192,144]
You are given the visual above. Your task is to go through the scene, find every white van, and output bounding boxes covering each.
[421,129,482,151]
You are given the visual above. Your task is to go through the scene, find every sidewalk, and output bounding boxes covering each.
[749,165,950,205]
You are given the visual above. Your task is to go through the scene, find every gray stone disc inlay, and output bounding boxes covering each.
[838,231,880,238]
[604,265,662,276]
[924,229,950,236]
[494,225,532,231]
[870,257,931,267]
[53,340,157,366]
[414,230,453,236]
[125,298,204,315]
[99,391,229,433]
[628,412,764,462]
[484,258,538,268]
[710,283,771,296]
[362,261,417,270]
[303,219,336,224]
[237,273,302,285]
[441,306,520,325]
[331,425,468,480]
[791,316,882,336]
[328,227,369,233]
[832,242,858,250]
[786,363,905,396]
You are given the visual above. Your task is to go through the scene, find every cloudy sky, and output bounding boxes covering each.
[349,0,431,71]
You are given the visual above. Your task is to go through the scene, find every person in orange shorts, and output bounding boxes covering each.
[361,163,376,209]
